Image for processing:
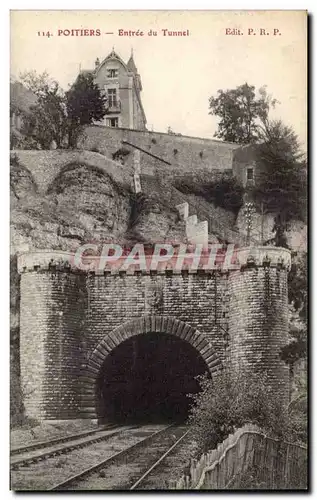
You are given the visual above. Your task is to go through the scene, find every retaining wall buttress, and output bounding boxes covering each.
[228,246,291,406]
[19,253,87,420]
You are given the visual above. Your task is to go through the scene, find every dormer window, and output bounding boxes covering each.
[107,69,118,78]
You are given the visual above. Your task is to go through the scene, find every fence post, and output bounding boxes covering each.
[172,428,306,490]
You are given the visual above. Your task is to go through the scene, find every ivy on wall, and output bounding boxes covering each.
[173,173,244,215]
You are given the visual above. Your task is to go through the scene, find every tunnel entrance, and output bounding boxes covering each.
[96,332,210,424]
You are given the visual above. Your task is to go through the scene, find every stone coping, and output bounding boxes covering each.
[236,246,291,270]
[17,246,291,274]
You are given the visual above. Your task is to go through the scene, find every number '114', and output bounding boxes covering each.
[37,31,52,37]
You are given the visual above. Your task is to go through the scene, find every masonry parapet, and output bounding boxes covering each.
[18,250,79,274]
[236,246,291,270]
[17,245,291,277]
[16,251,232,276]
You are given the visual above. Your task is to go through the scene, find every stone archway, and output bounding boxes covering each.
[80,315,222,420]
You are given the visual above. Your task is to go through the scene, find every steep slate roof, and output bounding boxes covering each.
[127,53,138,73]
[97,49,128,72]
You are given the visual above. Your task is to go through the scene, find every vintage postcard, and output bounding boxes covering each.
[10,10,308,491]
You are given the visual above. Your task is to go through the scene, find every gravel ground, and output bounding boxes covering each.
[11,421,99,449]
[68,426,191,490]
[11,424,166,491]
[137,432,199,490]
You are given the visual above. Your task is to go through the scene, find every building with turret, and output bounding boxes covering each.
[80,48,147,130]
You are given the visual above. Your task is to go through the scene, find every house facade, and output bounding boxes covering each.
[80,49,147,130]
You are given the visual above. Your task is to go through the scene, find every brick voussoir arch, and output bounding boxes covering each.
[87,315,221,374]
[80,315,222,418]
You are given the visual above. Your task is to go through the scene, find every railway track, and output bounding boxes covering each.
[11,424,175,490]
[129,427,191,490]
[11,423,116,456]
[10,424,134,469]
[49,424,190,491]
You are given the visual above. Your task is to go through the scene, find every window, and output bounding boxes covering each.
[107,117,119,128]
[107,69,118,78]
[108,88,117,107]
[247,168,254,181]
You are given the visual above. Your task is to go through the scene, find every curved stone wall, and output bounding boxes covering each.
[17,246,290,420]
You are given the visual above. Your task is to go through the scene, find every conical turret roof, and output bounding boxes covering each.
[127,51,138,73]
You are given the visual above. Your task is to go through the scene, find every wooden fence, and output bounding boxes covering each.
[169,424,307,490]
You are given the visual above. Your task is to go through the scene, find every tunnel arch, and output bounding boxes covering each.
[81,316,222,420]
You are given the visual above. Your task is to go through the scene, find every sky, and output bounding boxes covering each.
[10,10,307,148]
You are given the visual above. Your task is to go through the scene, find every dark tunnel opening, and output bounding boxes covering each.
[96,332,210,424]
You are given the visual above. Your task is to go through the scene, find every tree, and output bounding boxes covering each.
[209,83,306,245]
[279,251,307,441]
[208,83,278,144]
[255,124,307,377]
[280,306,307,445]
[19,70,51,97]
[20,71,68,149]
[19,70,107,149]
[254,120,307,247]
[66,73,107,148]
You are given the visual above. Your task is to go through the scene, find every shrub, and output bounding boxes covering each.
[173,173,244,215]
[209,175,244,213]
[188,370,290,453]
[287,371,307,444]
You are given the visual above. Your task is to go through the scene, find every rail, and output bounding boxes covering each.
[49,424,176,490]
[130,428,190,490]
[11,424,116,456]
[10,425,136,469]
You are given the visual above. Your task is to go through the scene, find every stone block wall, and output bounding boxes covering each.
[228,247,290,405]
[85,271,228,355]
[19,265,86,420]
[12,150,133,194]
[79,125,239,176]
[232,144,259,186]
[18,246,291,421]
